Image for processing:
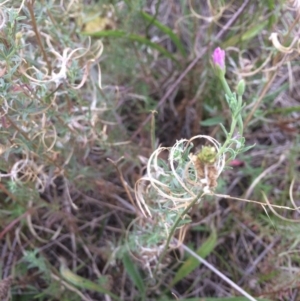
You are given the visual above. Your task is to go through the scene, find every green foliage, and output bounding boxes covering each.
[59,258,120,300]
[15,250,70,300]
[1,0,299,300]
[86,30,178,62]
[140,11,187,57]
[122,252,145,298]
[200,116,225,127]
[22,250,50,281]
[171,229,217,286]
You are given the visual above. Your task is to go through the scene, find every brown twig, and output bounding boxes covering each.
[0,209,34,240]
[107,157,140,215]
[27,0,52,74]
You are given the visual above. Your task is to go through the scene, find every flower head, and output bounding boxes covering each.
[212,47,225,69]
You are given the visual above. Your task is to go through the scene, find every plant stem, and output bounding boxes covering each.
[150,111,156,152]
[27,0,52,74]
[154,191,203,276]
[237,94,244,135]
[220,74,232,97]
[218,115,238,155]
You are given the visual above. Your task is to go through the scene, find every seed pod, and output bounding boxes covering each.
[191,154,205,179]
[206,164,218,189]
[192,146,219,190]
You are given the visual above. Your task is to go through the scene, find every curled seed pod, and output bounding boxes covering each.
[196,146,219,189]
[206,164,218,189]
[187,137,225,192]
[191,154,205,179]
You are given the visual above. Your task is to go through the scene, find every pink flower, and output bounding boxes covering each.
[212,47,225,69]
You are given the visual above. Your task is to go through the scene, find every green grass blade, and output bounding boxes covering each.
[223,20,268,47]
[200,116,225,127]
[85,30,178,62]
[122,252,145,296]
[266,105,300,115]
[140,11,186,57]
[241,20,268,41]
[59,258,121,300]
[171,229,217,286]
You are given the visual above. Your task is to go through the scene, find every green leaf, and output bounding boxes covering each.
[140,11,186,57]
[122,252,145,296]
[219,123,228,136]
[171,229,217,286]
[241,20,268,41]
[223,20,268,47]
[200,116,225,126]
[267,105,300,115]
[224,147,236,160]
[237,143,256,154]
[84,30,178,62]
[59,258,120,300]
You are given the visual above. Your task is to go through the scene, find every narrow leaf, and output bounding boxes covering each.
[200,116,225,126]
[238,143,256,153]
[223,20,268,47]
[59,258,120,300]
[241,20,268,41]
[171,229,217,286]
[123,252,145,295]
[85,30,178,62]
[141,11,186,57]
[219,123,228,136]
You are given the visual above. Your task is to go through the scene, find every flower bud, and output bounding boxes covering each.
[212,47,226,77]
[212,47,225,68]
[237,79,245,96]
